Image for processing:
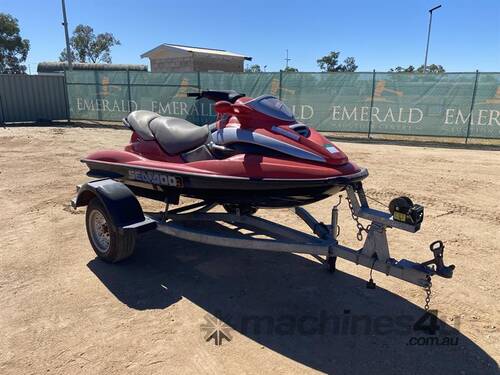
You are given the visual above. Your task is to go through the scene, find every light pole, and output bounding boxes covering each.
[285,49,291,69]
[61,0,73,70]
[423,5,442,73]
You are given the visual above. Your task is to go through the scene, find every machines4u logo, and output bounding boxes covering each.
[128,170,183,187]
[200,314,232,346]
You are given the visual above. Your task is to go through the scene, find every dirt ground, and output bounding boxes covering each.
[0,124,498,374]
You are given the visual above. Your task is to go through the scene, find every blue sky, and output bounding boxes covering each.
[3,0,499,73]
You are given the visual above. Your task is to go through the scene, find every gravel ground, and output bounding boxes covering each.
[0,125,498,374]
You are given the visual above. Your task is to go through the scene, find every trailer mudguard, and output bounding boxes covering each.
[71,179,153,230]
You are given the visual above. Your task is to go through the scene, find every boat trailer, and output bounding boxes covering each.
[72,179,454,305]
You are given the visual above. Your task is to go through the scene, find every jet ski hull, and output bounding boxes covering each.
[83,159,368,208]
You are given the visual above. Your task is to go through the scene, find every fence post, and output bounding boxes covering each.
[62,69,71,123]
[0,92,5,124]
[0,77,5,124]
[94,70,102,121]
[465,70,479,144]
[196,71,202,125]
[126,68,132,112]
[367,69,376,138]
[278,70,283,100]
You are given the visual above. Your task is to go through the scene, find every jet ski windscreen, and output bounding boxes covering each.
[247,95,295,122]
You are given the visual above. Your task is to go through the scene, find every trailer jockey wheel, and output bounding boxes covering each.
[85,198,136,263]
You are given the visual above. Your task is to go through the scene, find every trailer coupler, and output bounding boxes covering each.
[320,184,456,287]
[420,241,455,278]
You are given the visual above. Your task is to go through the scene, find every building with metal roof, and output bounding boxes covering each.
[141,44,252,73]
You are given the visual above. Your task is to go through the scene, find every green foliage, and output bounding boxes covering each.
[59,24,120,64]
[317,51,340,71]
[390,64,445,73]
[389,65,415,72]
[244,64,262,73]
[0,13,30,74]
[317,51,357,72]
[283,66,298,72]
[417,64,445,73]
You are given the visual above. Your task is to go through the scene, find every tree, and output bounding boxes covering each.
[283,66,298,72]
[59,24,120,64]
[417,64,445,73]
[389,64,444,73]
[0,13,30,74]
[317,51,357,72]
[389,65,414,72]
[244,64,261,73]
[342,57,358,72]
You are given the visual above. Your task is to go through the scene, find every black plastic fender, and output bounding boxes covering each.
[71,179,156,233]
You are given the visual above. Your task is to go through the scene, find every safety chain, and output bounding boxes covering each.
[346,194,371,241]
[424,275,433,311]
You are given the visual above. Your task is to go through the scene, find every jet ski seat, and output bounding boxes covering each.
[126,110,210,155]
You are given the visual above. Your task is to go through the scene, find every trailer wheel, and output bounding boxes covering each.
[85,198,136,263]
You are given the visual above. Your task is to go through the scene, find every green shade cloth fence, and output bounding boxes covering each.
[65,70,500,140]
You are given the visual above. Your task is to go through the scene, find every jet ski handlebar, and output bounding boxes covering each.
[187,90,245,103]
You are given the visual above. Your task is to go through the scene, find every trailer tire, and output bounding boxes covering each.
[85,198,136,263]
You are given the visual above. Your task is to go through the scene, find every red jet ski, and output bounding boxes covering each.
[82,90,368,208]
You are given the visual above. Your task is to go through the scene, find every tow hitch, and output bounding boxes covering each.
[421,240,455,278]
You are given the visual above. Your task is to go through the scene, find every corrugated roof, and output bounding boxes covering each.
[141,44,252,60]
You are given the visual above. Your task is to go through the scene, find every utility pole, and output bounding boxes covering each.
[423,5,442,73]
[285,49,291,69]
[61,0,73,70]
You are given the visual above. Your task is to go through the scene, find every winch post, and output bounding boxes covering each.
[361,223,390,262]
